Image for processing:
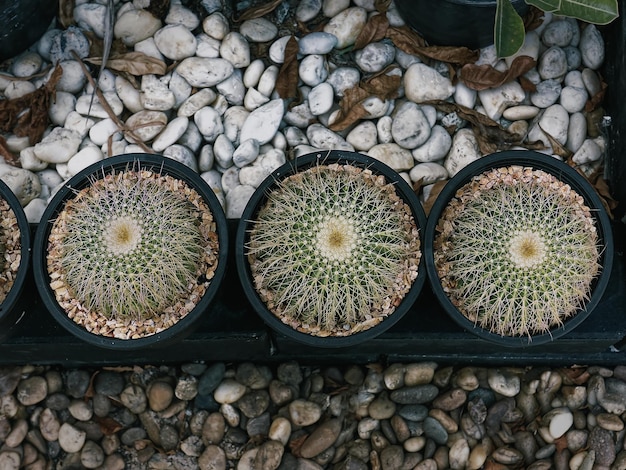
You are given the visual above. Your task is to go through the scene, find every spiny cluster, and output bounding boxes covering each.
[47,169,210,321]
[248,163,421,336]
[434,166,601,337]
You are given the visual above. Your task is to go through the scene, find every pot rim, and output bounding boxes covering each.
[424,150,614,347]
[32,153,229,350]
[0,178,31,337]
[236,149,427,348]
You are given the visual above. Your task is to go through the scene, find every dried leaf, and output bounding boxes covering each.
[84,371,99,399]
[585,78,608,112]
[95,416,124,435]
[386,26,479,65]
[554,436,569,452]
[361,65,402,100]
[84,31,128,59]
[146,0,170,20]
[459,55,537,91]
[375,0,392,13]
[558,367,590,385]
[0,65,63,144]
[235,0,284,22]
[424,100,546,154]
[583,169,618,219]
[354,14,389,50]
[58,0,75,28]
[538,124,572,159]
[86,52,167,76]
[519,74,538,93]
[289,433,309,457]
[422,180,448,216]
[328,86,371,131]
[0,136,19,167]
[275,36,300,103]
[524,6,545,31]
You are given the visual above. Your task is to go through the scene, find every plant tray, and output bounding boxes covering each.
[1,14,626,367]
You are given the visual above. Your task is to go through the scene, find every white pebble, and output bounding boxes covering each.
[226,185,255,219]
[202,12,230,40]
[240,18,278,43]
[404,63,455,103]
[115,76,143,114]
[444,128,481,177]
[257,65,279,97]
[67,146,104,176]
[176,57,234,87]
[346,121,378,151]
[243,59,266,88]
[165,4,200,30]
[89,118,120,146]
[409,162,448,185]
[114,9,162,46]
[323,7,367,49]
[240,99,285,145]
[233,139,260,168]
[355,42,395,73]
[572,139,602,165]
[299,54,328,87]
[214,134,235,168]
[580,25,605,70]
[163,145,198,171]
[141,74,176,111]
[298,32,338,55]
[220,32,251,68]
[478,81,525,120]
[194,106,225,142]
[308,83,334,116]
[125,110,168,142]
[391,101,431,149]
[152,116,189,152]
[412,125,452,163]
[34,128,82,164]
[367,143,414,171]
[306,123,354,151]
[49,92,77,126]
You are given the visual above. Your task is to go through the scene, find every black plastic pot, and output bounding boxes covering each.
[424,150,614,347]
[236,150,427,348]
[394,0,528,49]
[0,180,30,343]
[33,154,228,350]
[0,0,58,62]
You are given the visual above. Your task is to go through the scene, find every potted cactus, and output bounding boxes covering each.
[425,150,613,346]
[236,150,426,347]
[33,154,228,350]
[0,179,30,343]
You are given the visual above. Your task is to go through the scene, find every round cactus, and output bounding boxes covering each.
[46,168,218,334]
[247,163,421,337]
[434,165,601,337]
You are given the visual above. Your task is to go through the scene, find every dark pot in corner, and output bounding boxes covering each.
[236,150,427,348]
[0,0,58,62]
[0,179,30,343]
[424,150,614,347]
[33,154,228,350]
[394,0,528,49]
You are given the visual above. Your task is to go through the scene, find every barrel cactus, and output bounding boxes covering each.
[247,162,421,337]
[46,167,219,338]
[433,165,601,337]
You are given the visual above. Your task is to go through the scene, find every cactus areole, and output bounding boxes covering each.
[34,154,228,350]
[236,150,426,347]
[425,151,613,346]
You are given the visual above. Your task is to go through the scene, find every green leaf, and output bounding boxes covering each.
[495,0,526,58]
[548,0,619,25]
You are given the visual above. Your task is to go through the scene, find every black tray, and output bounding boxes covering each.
[1,14,625,367]
[0,219,624,367]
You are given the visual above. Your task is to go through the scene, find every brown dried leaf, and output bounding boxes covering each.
[84,371,99,399]
[328,86,370,132]
[524,6,545,32]
[460,55,537,91]
[583,169,618,219]
[361,65,402,99]
[95,416,124,436]
[86,52,167,76]
[58,0,75,28]
[288,433,309,457]
[559,367,590,385]
[585,79,608,113]
[236,0,284,22]
[422,180,448,216]
[386,26,479,65]
[275,36,301,104]
[145,0,170,20]
[84,31,128,59]
[519,74,537,93]
[539,124,572,159]
[0,136,19,167]
[0,65,63,144]
[375,0,391,13]
[354,14,389,50]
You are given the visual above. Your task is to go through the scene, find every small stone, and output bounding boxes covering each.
[240,18,278,43]
[120,385,148,414]
[0,167,42,206]
[33,128,82,164]
[154,24,197,60]
[409,162,448,186]
[367,143,414,171]
[572,139,602,165]
[298,32,338,55]
[68,399,93,421]
[444,128,481,177]
[288,399,322,427]
[0,451,20,470]
[391,102,431,149]
[478,81,526,120]
[538,46,568,80]
[390,385,439,405]
[546,407,573,439]
[58,423,87,453]
[299,419,341,459]
[355,42,396,73]
[16,376,48,406]
[198,445,226,470]
[176,57,234,88]
[404,63,454,103]
[368,393,397,420]
[412,125,452,163]
[218,32,250,69]
[214,379,247,404]
[488,369,521,397]
[588,426,616,466]
[323,7,367,49]
[114,9,162,46]
[240,99,285,146]
[147,381,174,412]
[81,441,105,469]
[422,416,448,445]
[596,412,624,432]
[580,25,605,70]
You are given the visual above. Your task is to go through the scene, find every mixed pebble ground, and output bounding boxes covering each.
[2,362,626,469]
[0,0,621,469]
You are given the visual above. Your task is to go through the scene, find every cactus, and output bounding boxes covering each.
[247,163,421,337]
[46,168,218,327]
[434,165,601,337]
